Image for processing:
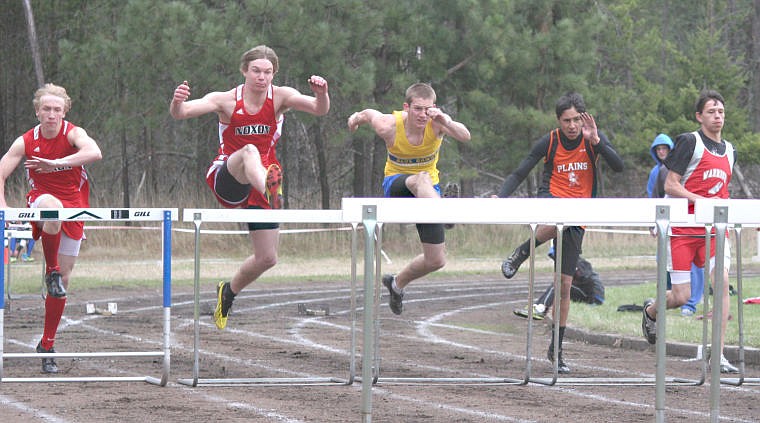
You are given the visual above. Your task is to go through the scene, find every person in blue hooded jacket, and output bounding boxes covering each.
[648,133,704,317]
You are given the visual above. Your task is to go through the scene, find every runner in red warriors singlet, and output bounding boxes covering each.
[0,83,103,373]
[170,45,330,330]
[495,92,624,373]
[641,90,739,373]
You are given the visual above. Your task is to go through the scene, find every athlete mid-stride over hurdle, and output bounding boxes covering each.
[495,92,623,374]
[0,83,103,373]
[170,45,330,330]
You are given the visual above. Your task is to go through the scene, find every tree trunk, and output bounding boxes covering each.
[312,123,330,209]
[22,0,45,87]
[750,0,760,131]
[352,136,366,197]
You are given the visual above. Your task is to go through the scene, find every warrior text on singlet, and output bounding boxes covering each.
[702,168,728,182]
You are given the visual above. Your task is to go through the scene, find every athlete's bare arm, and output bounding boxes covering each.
[427,107,471,142]
[276,75,330,117]
[25,127,103,173]
[0,137,27,207]
[348,109,396,147]
[664,169,702,203]
[169,80,235,121]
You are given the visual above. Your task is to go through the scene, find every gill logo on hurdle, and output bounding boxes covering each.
[8,209,167,221]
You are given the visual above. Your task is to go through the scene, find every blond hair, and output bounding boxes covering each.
[33,83,71,112]
[240,45,279,73]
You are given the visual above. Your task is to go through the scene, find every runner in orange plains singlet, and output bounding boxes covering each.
[495,92,624,373]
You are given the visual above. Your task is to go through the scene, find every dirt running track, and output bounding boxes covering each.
[1,266,759,422]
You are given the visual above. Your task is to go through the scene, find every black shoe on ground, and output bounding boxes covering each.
[547,347,570,374]
[36,342,59,374]
[641,298,657,344]
[382,274,404,315]
[501,247,528,279]
[45,270,66,298]
[442,182,460,229]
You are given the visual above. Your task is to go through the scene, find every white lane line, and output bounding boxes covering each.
[5,281,758,423]
[0,394,69,423]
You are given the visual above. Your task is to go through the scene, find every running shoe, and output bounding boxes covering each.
[547,347,570,374]
[442,182,460,229]
[720,355,739,374]
[36,342,59,374]
[44,270,66,298]
[501,247,528,279]
[513,303,546,320]
[265,164,283,209]
[214,281,235,330]
[641,298,657,344]
[382,274,404,315]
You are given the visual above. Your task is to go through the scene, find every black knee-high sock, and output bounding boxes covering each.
[549,325,567,352]
[517,238,544,256]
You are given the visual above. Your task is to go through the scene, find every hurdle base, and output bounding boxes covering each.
[1,376,154,383]
[527,376,702,386]
[176,376,351,387]
[367,376,523,385]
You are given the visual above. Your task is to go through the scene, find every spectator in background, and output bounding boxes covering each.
[9,222,36,262]
[513,246,604,320]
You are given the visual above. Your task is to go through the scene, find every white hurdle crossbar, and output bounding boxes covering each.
[177,208,357,387]
[342,198,697,421]
[694,199,760,423]
[0,208,177,385]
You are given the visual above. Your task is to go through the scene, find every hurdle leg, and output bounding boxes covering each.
[720,226,746,386]
[521,224,538,385]
[147,209,173,386]
[527,223,563,386]
[360,205,378,423]
[709,207,729,420]
[347,222,359,385]
[371,222,383,384]
[4,243,10,313]
[178,213,203,387]
[1,211,6,380]
[653,205,671,422]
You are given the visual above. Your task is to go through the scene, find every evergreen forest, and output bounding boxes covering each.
[3,0,759,209]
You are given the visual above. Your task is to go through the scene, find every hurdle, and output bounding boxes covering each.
[344,198,708,421]
[177,208,357,387]
[694,200,760,397]
[0,208,176,385]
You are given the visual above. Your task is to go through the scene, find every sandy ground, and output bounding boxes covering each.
[1,257,759,422]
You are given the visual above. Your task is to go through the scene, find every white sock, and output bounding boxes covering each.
[391,278,403,294]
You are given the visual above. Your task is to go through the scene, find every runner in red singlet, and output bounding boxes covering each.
[0,83,103,373]
[641,90,738,373]
[169,45,330,330]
